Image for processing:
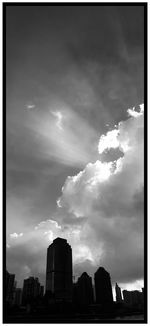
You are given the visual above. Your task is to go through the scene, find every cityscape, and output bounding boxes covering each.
[5,237,144,322]
[5,3,145,324]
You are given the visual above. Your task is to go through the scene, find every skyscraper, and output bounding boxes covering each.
[46,237,72,301]
[76,272,94,305]
[115,283,122,302]
[94,267,113,304]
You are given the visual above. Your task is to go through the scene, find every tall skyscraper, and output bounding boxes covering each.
[46,237,72,301]
[75,272,94,305]
[94,267,113,304]
[115,283,122,302]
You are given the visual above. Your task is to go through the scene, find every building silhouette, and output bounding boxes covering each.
[22,277,42,305]
[115,283,122,302]
[46,237,72,301]
[75,272,94,305]
[94,267,113,305]
[14,288,22,306]
[40,285,44,297]
[123,289,143,307]
[141,288,144,308]
[123,290,132,305]
[6,270,15,305]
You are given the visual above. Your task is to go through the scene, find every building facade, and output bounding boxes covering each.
[46,237,72,301]
[94,267,113,304]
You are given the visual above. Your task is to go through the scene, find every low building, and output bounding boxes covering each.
[22,277,43,305]
[6,270,15,305]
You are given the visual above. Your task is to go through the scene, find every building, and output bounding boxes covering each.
[22,277,42,304]
[123,290,143,307]
[14,288,22,306]
[141,288,144,308]
[6,270,15,305]
[123,290,132,305]
[40,285,44,297]
[94,267,113,305]
[75,272,94,305]
[115,283,122,302]
[46,237,72,301]
[132,291,143,306]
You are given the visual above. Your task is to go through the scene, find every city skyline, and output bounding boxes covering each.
[6,4,144,296]
[6,237,144,302]
[5,249,145,323]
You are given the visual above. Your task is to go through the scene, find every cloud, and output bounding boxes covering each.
[57,160,115,218]
[26,103,99,168]
[57,104,144,284]
[51,110,63,130]
[7,219,61,286]
[59,104,143,217]
[7,219,96,286]
[98,129,119,154]
[6,6,144,292]
[6,105,144,289]
[26,104,36,110]
[10,232,23,238]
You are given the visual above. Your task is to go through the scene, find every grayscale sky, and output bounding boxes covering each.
[6,5,144,293]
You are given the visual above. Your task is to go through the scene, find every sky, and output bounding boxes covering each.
[6,4,144,296]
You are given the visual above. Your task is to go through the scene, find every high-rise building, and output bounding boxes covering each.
[22,277,42,304]
[6,270,15,304]
[94,267,113,304]
[46,237,72,301]
[115,283,122,302]
[76,272,94,305]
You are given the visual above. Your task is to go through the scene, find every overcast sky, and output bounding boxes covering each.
[6,4,144,294]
